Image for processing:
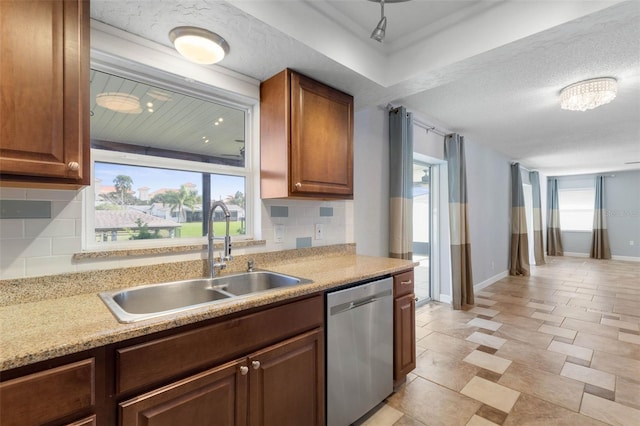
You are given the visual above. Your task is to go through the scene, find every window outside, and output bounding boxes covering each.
[558,188,595,231]
[87,67,251,247]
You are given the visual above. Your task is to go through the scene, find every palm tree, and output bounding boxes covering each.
[169,184,199,223]
[225,190,245,208]
[113,175,133,205]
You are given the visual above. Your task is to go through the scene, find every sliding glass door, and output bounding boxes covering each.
[412,160,431,304]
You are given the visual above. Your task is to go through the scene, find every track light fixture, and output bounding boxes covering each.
[369,0,411,43]
[370,0,387,42]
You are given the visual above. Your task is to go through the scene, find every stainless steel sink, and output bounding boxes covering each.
[213,271,312,295]
[99,271,312,323]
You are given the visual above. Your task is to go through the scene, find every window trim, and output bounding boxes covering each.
[558,187,595,232]
[83,60,256,251]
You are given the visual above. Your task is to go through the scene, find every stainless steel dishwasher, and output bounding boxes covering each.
[326,277,394,426]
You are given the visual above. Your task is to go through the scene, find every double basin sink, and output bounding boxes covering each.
[100,271,313,323]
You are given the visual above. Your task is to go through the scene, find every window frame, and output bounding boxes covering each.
[83,60,256,251]
[558,187,595,232]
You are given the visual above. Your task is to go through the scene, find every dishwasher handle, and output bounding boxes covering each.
[329,289,392,316]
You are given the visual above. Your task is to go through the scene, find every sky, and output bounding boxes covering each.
[95,162,244,200]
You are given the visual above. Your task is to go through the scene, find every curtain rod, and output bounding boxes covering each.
[413,118,447,137]
[383,103,448,137]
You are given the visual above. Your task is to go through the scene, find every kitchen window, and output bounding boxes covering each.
[85,67,253,249]
[558,188,595,231]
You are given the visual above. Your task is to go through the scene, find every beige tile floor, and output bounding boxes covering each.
[356,257,640,426]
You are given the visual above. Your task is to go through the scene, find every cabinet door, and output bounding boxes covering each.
[0,0,89,186]
[119,359,247,426]
[248,329,324,426]
[394,293,416,380]
[290,72,353,198]
[0,358,95,426]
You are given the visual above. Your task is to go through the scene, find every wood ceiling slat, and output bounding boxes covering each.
[90,70,246,165]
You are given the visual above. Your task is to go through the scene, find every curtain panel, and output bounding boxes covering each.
[510,163,530,276]
[388,106,413,260]
[530,171,546,265]
[590,175,612,259]
[444,133,474,309]
[546,178,564,256]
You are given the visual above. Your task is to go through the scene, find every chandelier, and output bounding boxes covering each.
[559,77,618,111]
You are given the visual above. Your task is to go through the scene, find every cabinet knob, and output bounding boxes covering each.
[251,360,261,370]
[240,366,249,375]
[67,161,80,171]
[295,182,302,188]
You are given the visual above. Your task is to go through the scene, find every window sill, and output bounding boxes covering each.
[73,239,266,261]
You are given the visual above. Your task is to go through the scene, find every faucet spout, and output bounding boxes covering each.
[208,201,233,278]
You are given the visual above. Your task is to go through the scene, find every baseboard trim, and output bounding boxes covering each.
[612,255,640,262]
[563,252,589,257]
[438,294,452,304]
[435,271,507,304]
[555,252,639,262]
[474,270,509,292]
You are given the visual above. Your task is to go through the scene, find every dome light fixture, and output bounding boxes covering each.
[559,77,618,111]
[96,92,141,114]
[169,26,230,65]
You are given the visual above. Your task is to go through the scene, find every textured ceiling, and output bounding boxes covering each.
[90,0,640,176]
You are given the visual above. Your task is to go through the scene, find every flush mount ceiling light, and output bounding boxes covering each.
[96,92,141,114]
[169,26,230,64]
[369,0,411,43]
[559,77,618,111]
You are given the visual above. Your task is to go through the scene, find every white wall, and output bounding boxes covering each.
[353,106,389,257]
[465,139,511,285]
[555,170,640,259]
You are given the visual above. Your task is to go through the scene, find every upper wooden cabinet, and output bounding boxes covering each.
[0,0,90,188]
[260,69,354,199]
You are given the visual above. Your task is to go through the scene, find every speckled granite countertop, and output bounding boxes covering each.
[0,248,414,371]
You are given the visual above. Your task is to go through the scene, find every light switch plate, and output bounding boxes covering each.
[315,224,323,240]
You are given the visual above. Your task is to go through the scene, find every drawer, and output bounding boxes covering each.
[0,358,95,426]
[117,295,323,394]
[66,415,97,426]
[393,270,414,297]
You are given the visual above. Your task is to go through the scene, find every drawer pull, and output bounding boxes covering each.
[252,360,261,370]
[401,280,412,285]
[295,182,302,188]
[240,366,249,375]
[67,161,80,171]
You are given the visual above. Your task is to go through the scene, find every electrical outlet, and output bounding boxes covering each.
[315,224,323,240]
[274,225,284,243]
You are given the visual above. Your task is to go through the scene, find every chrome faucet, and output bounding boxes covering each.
[208,201,233,278]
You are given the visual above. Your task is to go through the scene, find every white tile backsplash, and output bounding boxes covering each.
[0,219,24,239]
[1,191,355,279]
[25,218,77,238]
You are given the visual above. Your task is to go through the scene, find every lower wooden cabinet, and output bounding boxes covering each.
[119,329,324,426]
[393,270,416,383]
[0,358,95,426]
[248,329,324,426]
[120,359,247,426]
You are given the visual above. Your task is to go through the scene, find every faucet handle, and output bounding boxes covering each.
[247,259,255,272]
